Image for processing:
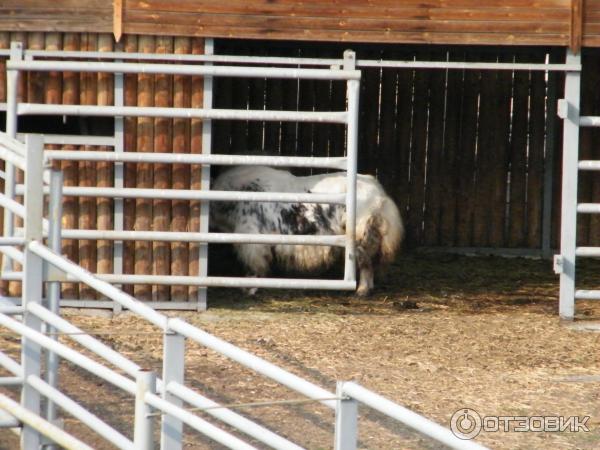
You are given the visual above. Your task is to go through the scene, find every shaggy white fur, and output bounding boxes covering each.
[211,166,404,295]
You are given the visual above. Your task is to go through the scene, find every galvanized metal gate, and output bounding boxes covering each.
[0,40,361,311]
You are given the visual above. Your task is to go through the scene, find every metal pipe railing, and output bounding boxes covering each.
[339,382,489,450]
[27,375,135,450]
[17,103,349,124]
[8,59,361,81]
[44,150,348,170]
[16,184,347,204]
[0,392,94,450]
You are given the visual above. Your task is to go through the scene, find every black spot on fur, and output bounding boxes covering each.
[280,204,318,235]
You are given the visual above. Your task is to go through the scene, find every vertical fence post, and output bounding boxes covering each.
[334,381,358,450]
[2,41,23,278]
[45,168,63,424]
[135,369,156,450]
[21,134,45,450]
[160,331,185,450]
[198,37,214,311]
[113,64,125,314]
[343,50,359,284]
[558,49,582,320]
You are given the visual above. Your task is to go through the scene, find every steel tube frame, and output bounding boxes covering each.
[168,318,337,409]
[340,382,489,450]
[20,48,580,72]
[45,169,63,424]
[144,392,258,450]
[21,134,45,450]
[167,381,304,450]
[559,49,582,319]
[27,375,135,450]
[16,184,346,204]
[44,149,347,169]
[8,59,361,81]
[0,392,94,450]
[134,370,156,450]
[57,229,345,246]
[17,103,348,124]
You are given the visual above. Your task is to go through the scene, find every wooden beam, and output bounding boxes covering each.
[571,0,583,53]
[113,0,123,42]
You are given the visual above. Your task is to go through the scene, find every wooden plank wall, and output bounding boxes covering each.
[213,40,570,251]
[1,1,585,48]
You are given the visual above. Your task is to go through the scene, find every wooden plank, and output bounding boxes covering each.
[247,52,266,154]
[152,36,173,302]
[393,51,415,235]
[358,64,380,175]
[423,51,447,246]
[113,0,123,42]
[125,10,570,35]
[264,75,283,154]
[488,54,512,247]
[280,47,300,156]
[134,35,155,301]
[571,0,583,52]
[188,37,204,300]
[455,52,480,247]
[78,33,98,300]
[507,54,530,248]
[527,52,547,249]
[376,48,399,207]
[438,48,464,246]
[125,0,571,18]
[96,34,114,285]
[587,52,600,247]
[60,32,80,299]
[123,34,138,297]
[407,51,430,246]
[170,36,191,302]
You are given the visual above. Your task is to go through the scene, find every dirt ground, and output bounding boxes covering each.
[1,253,600,449]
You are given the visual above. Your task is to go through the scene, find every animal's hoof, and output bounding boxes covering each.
[245,287,258,296]
[355,287,371,297]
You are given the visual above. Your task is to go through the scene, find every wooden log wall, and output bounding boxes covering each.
[0,32,206,301]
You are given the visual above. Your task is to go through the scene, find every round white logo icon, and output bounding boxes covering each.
[450,408,482,440]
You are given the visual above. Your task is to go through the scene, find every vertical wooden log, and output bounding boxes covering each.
[123,34,138,296]
[508,55,530,248]
[27,33,45,103]
[189,37,204,300]
[61,33,80,299]
[455,52,480,247]
[134,35,155,301]
[79,33,98,300]
[170,37,191,302]
[439,49,464,246]
[97,34,114,281]
[0,32,9,295]
[152,36,173,301]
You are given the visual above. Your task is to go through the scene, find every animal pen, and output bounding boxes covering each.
[0,0,599,448]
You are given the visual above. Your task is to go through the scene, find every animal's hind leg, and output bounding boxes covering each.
[356,247,374,297]
[234,243,272,295]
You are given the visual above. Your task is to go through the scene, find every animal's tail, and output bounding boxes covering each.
[356,195,404,265]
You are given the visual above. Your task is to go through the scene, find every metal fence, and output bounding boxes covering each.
[0,132,488,449]
[1,41,361,311]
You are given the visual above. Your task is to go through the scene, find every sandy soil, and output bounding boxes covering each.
[1,253,599,449]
